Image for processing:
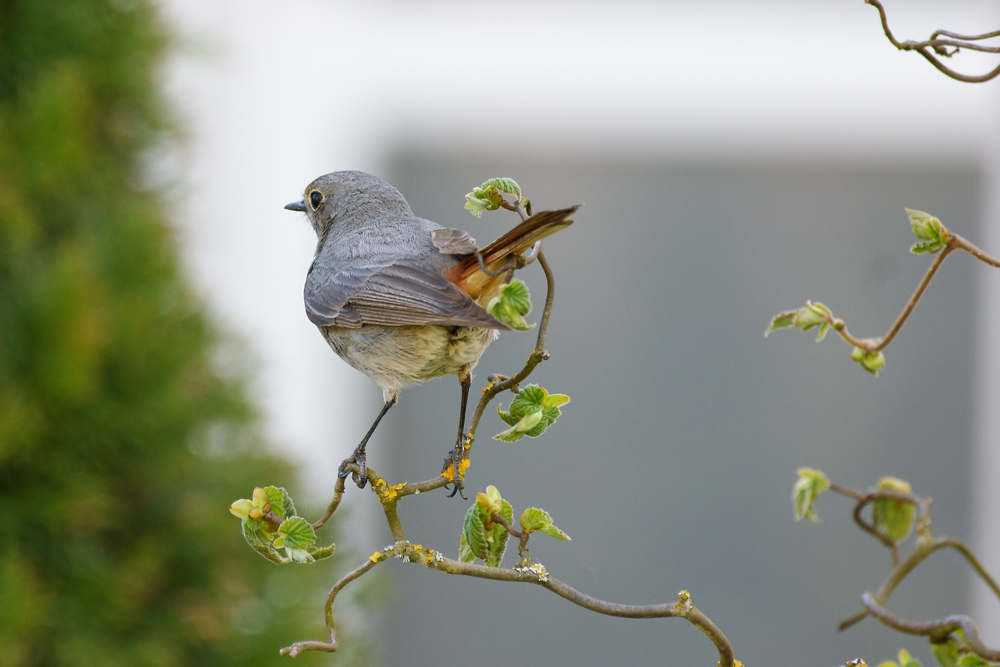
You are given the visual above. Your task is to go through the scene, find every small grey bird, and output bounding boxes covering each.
[285,171,577,490]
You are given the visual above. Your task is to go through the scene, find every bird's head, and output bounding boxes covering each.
[284,170,413,238]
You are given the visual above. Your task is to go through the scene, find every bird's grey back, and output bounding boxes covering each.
[306,171,452,274]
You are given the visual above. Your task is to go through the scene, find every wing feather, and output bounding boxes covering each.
[304,259,506,330]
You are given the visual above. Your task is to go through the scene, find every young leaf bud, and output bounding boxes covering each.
[872,476,916,543]
[792,467,830,522]
[851,347,886,376]
[229,498,253,520]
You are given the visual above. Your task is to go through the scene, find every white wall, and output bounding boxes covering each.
[160,0,1000,643]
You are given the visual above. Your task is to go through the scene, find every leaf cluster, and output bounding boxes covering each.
[459,485,569,568]
[495,384,570,442]
[233,487,336,565]
[464,177,522,217]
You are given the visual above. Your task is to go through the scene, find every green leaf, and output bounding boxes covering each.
[897,649,923,667]
[459,532,474,563]
[765,310,797,336]
[906,208,949,254]
[516,410,543,432]
[460,495,511,567]
[485,499,513,567]
[792,467,830,522]
[907,208,939,239]
[766,301,834,341]
[795,301,833,341]
[542,393,570,408]
[278,516,317,550]
[931,639,961,667]
[510,385,546,417]
[956,655,989,667]
[851,347,886,376]
[496,404,520,427]
[464,186,503,218]
[461,504,490,562]
[537,523,571,541]
[523,406,558,437]
[872,477,916,543]
[520,507,552,533]
[483,177,521,198]
[464,177,521,218]
[306,543,336,561]
[493,420,528,442]
[502,279,531,313]
[487,280,534,331]
[494,384,567,441]
[241,518,286,564]
[263,486,296,519]
[520,507,570,541]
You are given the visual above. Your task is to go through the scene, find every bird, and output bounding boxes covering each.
[285,171,577,491]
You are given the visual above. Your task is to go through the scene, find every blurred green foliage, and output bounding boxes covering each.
[0,1,351,664]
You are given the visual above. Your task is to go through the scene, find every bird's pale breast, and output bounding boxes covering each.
[321,324,494,398]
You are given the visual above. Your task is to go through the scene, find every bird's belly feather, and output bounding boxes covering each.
[320,324,494,393]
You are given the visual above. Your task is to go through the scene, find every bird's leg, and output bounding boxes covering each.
[340,390,397,489]
[444,364,472,499]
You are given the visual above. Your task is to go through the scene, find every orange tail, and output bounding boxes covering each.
[447,205,580,301]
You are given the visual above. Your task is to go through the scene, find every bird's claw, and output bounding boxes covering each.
[338,450,368,489]
[442,443,467,499]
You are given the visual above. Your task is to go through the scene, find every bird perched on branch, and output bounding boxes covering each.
[285,171,577,491]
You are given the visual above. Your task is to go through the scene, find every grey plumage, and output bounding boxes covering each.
[297,171,504,403]
[286,170,576,487]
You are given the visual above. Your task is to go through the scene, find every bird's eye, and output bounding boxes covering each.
[309,191,323,210]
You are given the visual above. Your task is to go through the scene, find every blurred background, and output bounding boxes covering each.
[2,0,998,665]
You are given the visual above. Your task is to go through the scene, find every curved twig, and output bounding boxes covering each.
[835,245,954,353]
[952,233,1000,268]
[312,476,347,531]
[282,543,736,667]
[862,593,1000,661]
[864,0,1000,83]
[838,535,999,633]
[829,484,931,568]
[280,556,381,657]
[833,228,1000,355]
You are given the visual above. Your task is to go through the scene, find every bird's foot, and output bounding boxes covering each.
[442,438,468,499]
[338,448,368,489]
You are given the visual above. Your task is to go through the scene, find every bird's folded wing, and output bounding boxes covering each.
[304,259,508,330]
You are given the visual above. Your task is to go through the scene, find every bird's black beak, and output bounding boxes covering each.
[284,200,307,212]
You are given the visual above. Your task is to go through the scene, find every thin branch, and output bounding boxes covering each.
[838,534,999,635]
[490,510,533,562]
[869,245,953,352]
[840,537,949,631]
[829,483,932,568]
[282,542,736,667]
[913,38,1000,55]
[461,249,557,461]
[851,499,900,566]
[952,233,1000,268]
[834,245,955,353]
[911,48,1000,84]
[864,0,1000,83]
[946,538,1000,601]
[475,251,518,276]
[931,29,1000,44]
[312,476,346,531]
[862,593,1000,661]
[280,556,382,657]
